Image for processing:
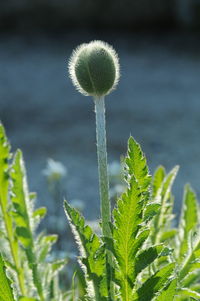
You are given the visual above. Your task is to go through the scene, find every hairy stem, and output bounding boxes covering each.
[94,97,114,299]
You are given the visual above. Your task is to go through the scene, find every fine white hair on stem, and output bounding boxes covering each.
[68,40,120,97]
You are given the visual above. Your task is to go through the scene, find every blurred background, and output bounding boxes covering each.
[1,0,200,245]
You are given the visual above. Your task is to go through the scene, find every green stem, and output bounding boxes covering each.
[94,97,114,300]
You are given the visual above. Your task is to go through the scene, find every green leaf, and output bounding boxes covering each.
[64,200,107,300]
[131,229,150,257]
[37,234,58,263]
[113,177,148,300]
[178,184,198,260]
[160,229,177,242]
[51,258,68,274]
[10,150,44,300]
[10,150,33,244]
[177,188,200,286]
[190,284,200,293]
[143,202,161,222]
[32,207,47,231]
[178,288,200,300]
[0,124,10,210]
[134,245,166,276]
[182,272,200,287]
[179,237,200,283]
[152,166,166,198]
[152,166,179,245]
[0,253,15,301]
[19,297,38,301]
[155,278,177,301]
[3,260,17,272]
[113,137,154,300]
[125,136,151,194]
[33,207,47,220]
[132,263,175,301]
[0,124,26,296]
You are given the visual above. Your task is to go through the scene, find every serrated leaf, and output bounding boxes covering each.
[113,177,148,300]
[64,200,108,300]
[0,253,15,301]
[178,184,198,260]
[10,150,44,300]
[125,136,151,194]
[10,150,33,246]
[132,263,175,301]
[0,124,26,296]
[143,202,161,222]
[113,137,153,300]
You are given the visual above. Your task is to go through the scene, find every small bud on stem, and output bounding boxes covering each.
[69,40,120,97]
[68,40,120,299]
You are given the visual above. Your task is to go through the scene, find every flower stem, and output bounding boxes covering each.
[94,97,114,299]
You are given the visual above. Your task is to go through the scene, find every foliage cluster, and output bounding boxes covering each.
[0,124,68,301]
[1,122,200,300]
[64,136,200,300]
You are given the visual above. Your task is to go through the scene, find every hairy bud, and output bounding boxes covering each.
[68,40,120,97]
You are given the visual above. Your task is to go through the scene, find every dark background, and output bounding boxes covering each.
[0,0,200,225]
[1,0,200,32]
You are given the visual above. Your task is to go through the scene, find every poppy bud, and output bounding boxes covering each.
[68,40,120,97]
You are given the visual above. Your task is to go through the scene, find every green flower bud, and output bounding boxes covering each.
[68,40,120,97]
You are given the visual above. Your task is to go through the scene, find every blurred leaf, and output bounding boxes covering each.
[0,253,15,301]
[152,166,179,245]
[33,207,47,220]
[178,288,200,300]
[152,166,165,198]
[155,278,177,301]
[178,184,198,260]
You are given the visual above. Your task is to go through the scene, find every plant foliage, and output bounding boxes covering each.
[0,253,15,301]
[64,134,200,300]
[0,123,68,301]
[1,121,200,300]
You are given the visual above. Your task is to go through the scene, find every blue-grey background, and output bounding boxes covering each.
[0,0,200,225]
